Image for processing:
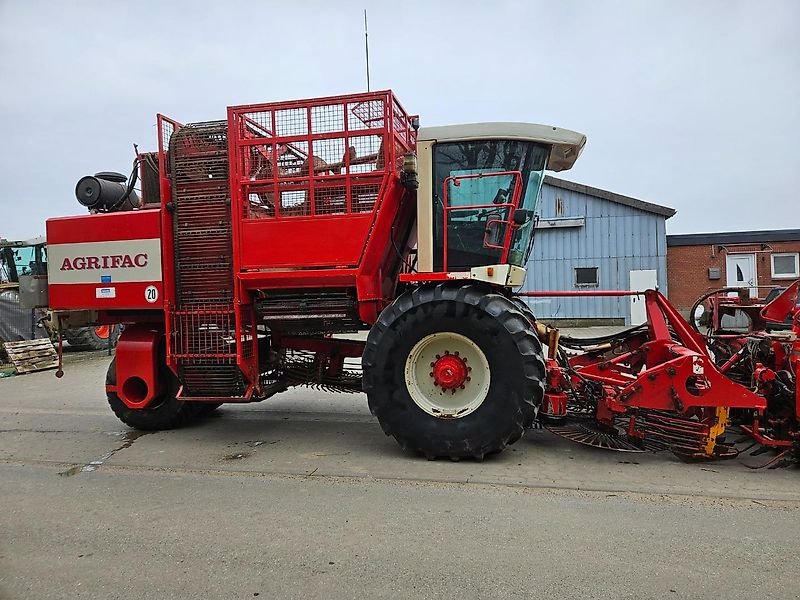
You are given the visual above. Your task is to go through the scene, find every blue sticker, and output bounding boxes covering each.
[101,275,112,284]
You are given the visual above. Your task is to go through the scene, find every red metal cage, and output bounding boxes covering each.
[227,90,416,273]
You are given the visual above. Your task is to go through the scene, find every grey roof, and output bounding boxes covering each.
[417,122,587,172]
[544,176,677,218]
[667,229,800,247]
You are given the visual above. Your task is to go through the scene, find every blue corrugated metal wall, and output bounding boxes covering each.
[521,183,668,324]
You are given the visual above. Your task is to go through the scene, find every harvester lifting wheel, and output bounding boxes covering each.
[105,358,200,430]
[363,282,545,460]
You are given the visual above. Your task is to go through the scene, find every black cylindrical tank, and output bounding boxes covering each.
[75,172,140,212]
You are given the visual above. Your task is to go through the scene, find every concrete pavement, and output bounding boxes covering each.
[1,353,799,599]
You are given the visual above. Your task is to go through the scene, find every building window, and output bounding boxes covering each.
[771,253,799,279]
[575,267,599,287]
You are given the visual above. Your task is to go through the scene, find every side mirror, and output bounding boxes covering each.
[513,209,530,226]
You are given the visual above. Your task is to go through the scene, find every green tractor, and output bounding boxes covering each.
[0,237,120,350]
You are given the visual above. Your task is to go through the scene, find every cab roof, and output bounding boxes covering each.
[416,122,587,172]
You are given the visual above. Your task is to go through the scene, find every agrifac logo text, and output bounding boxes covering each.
[60,253,149,271]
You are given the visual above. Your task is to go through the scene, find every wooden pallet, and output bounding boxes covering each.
[2,339,58,374]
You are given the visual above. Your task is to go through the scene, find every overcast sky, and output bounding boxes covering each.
[1,0,797,239]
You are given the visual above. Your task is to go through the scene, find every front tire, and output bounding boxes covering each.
[106,358,198,430]
[363,282,545,460]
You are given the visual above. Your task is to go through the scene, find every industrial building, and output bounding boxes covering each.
[522,176,675,326]
[667,229,800,315]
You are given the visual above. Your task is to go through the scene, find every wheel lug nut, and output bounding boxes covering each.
[444,350,450,355]
[466,377,471,382]
[435,354,441,359]
[459,385,465,389]
[454,351,459,356]
[430,362,435,367]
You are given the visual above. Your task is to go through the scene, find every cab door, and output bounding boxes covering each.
[430,139,548,273]
[440,171,522,271]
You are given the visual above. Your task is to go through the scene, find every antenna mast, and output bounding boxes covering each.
[364,9,371,91]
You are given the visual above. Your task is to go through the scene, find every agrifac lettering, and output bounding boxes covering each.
[60,253,149,271]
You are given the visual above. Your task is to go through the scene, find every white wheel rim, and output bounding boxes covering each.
[404,332,491,419]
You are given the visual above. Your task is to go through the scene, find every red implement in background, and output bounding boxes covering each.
[690,282,800,463]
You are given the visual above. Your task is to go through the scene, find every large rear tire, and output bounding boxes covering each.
[65,325,121,351]
[106,358,198,430]
[363,282,545,460]
[511,297,537,326]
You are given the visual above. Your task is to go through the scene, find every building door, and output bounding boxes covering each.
[629,269,657,325]
[726,253,758,296]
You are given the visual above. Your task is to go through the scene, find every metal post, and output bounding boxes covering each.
[364,9,370,92]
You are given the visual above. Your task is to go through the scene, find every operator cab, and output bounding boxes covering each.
[414,123,586,283]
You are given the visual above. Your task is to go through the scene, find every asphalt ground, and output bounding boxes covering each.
[1,351,799,599]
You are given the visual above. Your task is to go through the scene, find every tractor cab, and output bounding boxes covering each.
[0,237,48,284]
[413,123,586,284]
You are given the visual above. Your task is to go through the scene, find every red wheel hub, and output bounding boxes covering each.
[430,352,469,390]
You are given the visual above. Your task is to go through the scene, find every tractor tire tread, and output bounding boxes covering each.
[363,282,545,460]
[65,325,121,351]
